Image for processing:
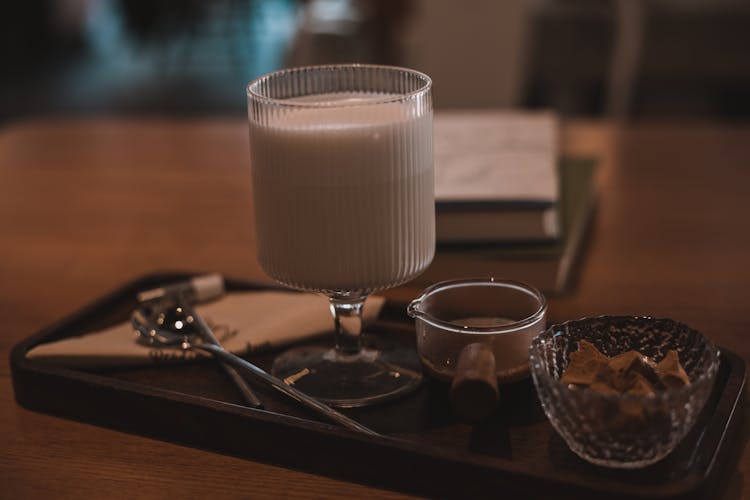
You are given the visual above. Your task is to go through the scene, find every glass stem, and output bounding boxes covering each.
[329,293,367,355]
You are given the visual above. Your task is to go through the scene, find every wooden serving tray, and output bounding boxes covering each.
[10,273,746,499]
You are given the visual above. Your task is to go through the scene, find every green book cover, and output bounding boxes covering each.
[417,157,598,293]
[437,157,597,258]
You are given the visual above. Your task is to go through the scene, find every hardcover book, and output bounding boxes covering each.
[434,110,560,243]
[418,158,597,294]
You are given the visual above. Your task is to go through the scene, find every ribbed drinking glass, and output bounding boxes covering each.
[246,64,434,407]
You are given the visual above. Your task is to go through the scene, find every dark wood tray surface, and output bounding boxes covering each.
[10,273,747,499]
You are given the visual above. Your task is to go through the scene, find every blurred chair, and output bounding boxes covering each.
[624,0,750,119]
[526,0,750,119]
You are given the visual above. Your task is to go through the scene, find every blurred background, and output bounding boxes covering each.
[1,0,749,123]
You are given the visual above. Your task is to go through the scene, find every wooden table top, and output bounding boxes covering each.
[1,118,748,499]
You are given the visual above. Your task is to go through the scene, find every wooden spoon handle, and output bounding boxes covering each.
[450,342,499,422]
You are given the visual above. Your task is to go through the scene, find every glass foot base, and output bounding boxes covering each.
[271,341,423,408]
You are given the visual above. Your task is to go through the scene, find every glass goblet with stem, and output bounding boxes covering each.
[246,64,434,407]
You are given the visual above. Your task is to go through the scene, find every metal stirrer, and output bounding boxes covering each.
[136,274,262,409]
[133,276,378,436]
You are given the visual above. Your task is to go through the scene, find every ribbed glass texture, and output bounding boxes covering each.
[246,65,435,293]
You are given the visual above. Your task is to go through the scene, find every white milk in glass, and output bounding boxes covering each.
[249,93,435,292]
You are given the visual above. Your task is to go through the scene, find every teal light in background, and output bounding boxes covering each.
[63,0,300,115]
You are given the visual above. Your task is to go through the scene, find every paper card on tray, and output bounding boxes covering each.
[26,291,385,369]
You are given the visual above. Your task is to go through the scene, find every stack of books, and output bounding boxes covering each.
[413,111,598,295]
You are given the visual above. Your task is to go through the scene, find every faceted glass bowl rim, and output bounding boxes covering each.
[529,315,721,402]
[246,63,433,107]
